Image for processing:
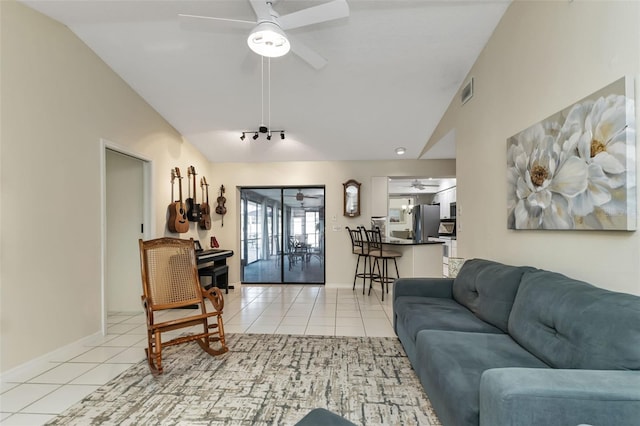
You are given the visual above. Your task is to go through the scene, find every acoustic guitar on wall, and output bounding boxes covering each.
[168,167,189,233]
[186,166,202,222]
[199,176,212,230]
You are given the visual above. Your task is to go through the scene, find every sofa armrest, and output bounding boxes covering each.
[480,368,640,426]
[393,277,453,300]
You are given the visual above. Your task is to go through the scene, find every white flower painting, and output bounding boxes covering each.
[507,77,636,230]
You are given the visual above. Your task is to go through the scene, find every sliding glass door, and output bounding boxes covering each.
[241,187,325,284]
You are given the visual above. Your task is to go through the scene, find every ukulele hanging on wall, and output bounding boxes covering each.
[199,176,212,230]
[167,167,189,233]
[215,185,227,227]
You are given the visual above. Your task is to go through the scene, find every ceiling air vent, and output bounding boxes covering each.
[461,78,474,105]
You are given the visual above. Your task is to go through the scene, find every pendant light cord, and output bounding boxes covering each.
[268,57,271,135]
[241,56,283,141]
[260,56,264,127]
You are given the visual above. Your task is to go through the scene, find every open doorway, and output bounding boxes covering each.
[240,187,325,284]
[387,177,456,238]
[101,140,152,334]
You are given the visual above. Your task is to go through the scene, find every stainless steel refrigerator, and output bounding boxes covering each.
[412,204,441,242]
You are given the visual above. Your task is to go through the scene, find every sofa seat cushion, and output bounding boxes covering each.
[509,269,640,370]
[395,296,503,344]
[414,330,549,426]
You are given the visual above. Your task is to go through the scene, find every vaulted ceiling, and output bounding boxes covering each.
[21,0,510,163]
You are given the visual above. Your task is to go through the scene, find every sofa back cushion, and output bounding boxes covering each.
[452,259,530,333]
[509,269,640,370]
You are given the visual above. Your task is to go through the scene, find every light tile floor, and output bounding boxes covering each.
[0,283,394,425]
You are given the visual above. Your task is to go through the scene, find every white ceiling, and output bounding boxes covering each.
[21,0,509,163]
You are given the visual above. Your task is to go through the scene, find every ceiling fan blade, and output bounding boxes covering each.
[288,34,327,70]
[178,13,256,26]
[249,0,273,21]
[279,0,349,30]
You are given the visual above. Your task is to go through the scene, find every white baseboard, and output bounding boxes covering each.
[0,331,103,383]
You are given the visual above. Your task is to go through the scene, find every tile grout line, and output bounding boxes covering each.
[2,285,395,424]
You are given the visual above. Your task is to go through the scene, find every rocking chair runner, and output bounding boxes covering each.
[138,237,228,374]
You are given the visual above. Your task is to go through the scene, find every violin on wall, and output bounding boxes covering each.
[199,177,212,230]
[215,185,227,227]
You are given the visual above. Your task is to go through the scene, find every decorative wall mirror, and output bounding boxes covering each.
[343,179,361,217]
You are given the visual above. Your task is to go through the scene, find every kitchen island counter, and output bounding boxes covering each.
[379,238,443,278]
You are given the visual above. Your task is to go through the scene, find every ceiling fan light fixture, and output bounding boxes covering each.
[247,22,290,58]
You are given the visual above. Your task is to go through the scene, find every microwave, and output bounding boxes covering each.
[438,220,456,236]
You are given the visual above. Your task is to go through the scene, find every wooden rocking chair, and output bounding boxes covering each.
[138,237,228,374]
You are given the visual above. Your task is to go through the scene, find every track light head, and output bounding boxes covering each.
[280,132,285,140]
[240,132,245,141]
[253,132,259,140]
[267,134,272,141]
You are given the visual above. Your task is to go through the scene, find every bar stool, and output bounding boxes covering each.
[364,227,401,301]
[346,226,376,294]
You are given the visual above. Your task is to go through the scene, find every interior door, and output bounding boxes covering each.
[106,149,144,312]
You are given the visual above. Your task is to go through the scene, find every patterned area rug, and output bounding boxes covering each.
[49,334,441,425]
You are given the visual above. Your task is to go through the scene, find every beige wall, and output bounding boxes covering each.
[209,160,455,285]
[427,0,640,295]
[0,1,212,372]
[0,1,455,373]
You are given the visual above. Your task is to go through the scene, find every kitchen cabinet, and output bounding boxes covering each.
[436,187,456,219]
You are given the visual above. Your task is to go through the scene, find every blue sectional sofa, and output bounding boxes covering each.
[393,258,640,426]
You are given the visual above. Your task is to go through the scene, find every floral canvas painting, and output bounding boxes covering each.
[507,77,636,230]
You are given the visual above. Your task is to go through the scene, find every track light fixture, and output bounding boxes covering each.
[239,127,285,141]
[239,57,286,142]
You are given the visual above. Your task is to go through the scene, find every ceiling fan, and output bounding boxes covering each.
[406,179,439,191]
[285,190,322,201]
[178,0,350,69]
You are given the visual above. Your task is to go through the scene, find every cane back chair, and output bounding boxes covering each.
[138,237,228,374]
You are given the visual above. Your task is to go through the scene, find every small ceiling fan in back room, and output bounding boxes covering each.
[284,189,322,202]
[405,179,440,191]
[179,0,350,69]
